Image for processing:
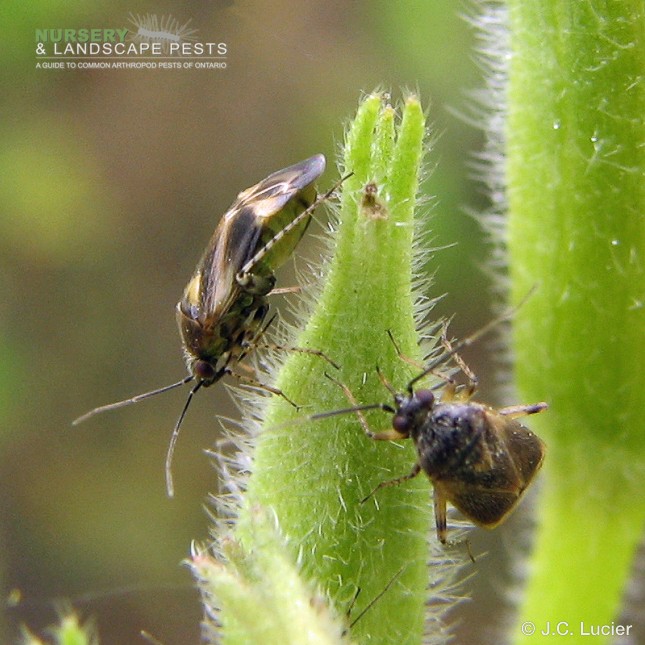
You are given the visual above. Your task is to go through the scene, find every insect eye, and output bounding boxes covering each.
[194,360,216,385]
[415,389,435,407]
[392,414,410,434]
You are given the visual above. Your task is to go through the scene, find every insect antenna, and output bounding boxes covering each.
[165,380,203,498]
[407,288,538,392]
[72,376,194,426]
[309,402,394,422]
[266,369,396,434]
[265,401,392,435]
[347,567,404,630]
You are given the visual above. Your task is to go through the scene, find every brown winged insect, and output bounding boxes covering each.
[74,154,345,496]
[312,313,547,544]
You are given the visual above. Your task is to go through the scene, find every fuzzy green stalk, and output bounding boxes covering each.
[505,1,644,642]
[225,94,443,644]
[191,509,350,644]
[21,612,94,645]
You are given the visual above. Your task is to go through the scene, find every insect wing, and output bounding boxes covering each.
[180,209,260,324]
[428,407,546,528]
[497,415,546,487]
[230,154,326,273]
[179,154,326,324]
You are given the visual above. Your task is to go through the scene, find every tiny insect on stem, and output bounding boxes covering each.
[74,155,349,496]
[290,298,547,546]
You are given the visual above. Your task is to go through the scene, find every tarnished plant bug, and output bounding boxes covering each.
[311,310,547,545]
[74,154,347,496]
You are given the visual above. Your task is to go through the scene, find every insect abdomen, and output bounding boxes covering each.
[418,402,546,528]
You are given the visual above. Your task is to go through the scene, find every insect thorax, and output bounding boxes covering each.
[176,292,269,386]
[414,402,494,481]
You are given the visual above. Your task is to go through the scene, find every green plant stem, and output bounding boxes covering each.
[21,612,94,645]
[505,1,644,642]
[231,94,438,644]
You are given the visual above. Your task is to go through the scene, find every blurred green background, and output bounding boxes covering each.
[0,1,533,643]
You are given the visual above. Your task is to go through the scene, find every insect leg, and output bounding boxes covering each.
[361,463,422,504]
[433,486,449,544]
[407,287,538,391]
[498,402,548,418]
[324,373,402,441]
[385,329,462,394]
[229,370,299,408]
[433,485,476,560]
[440,325,478,400]
[385,330,425,371]
[244,309,340,373]
[256,341,340,370]
[267,285,302,296]
[385,324,460,394]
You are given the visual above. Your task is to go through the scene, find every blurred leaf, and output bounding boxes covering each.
[0,122,113,264]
